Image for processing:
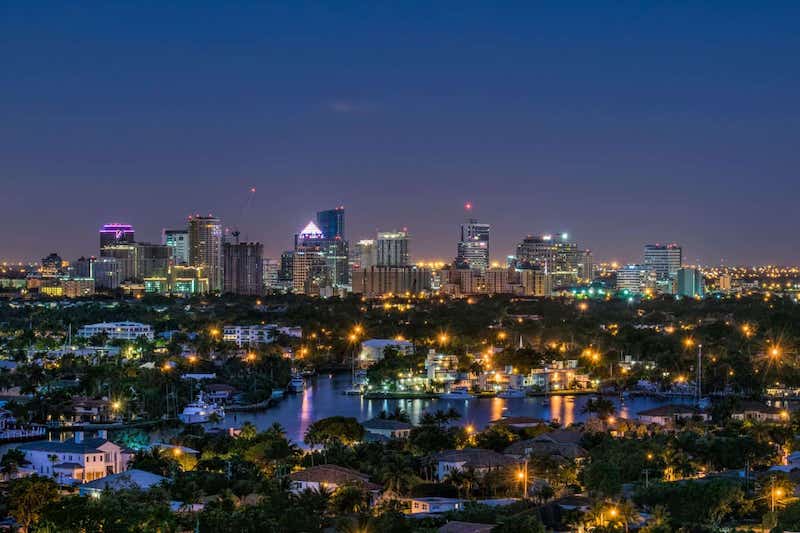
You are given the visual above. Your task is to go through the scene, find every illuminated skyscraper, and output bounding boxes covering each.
[377,230,410,267]
[676,267,705,298]
[188,215,223,293]
[456,219,490,271]
[99,223,135,249]
[644,243,682,280]
[162,229,189,265]
[316,207,345,240]
[515,233,578,286]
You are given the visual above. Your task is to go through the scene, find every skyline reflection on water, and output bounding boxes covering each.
[210,374,688,446]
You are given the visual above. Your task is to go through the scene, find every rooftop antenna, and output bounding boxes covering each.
[231,187,257,242]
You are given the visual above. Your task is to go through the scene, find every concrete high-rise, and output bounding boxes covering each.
[644,244,682,280]
[163,229,189,265]
[515,233,578,287]
[676,267,705,298]
[99,223,135,249]
[377,231,410,267]
[456,219,490,271]
[351,240,377,270]
[100,242,171,282]
[188,215,223,293]
[223,241,263,296]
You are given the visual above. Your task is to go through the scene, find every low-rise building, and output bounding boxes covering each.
[223,325,276,346]
[358,339,414,366]
[288,465,382,498]
[405,497,464,515]
[731,401,787,423]
[76,322,154,341]
[432,448,521,481]
[362,418,414,439]
[79,469,166,497]
[17,431,125,485]
[637,404,709,426]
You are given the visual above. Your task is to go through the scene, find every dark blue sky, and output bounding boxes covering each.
[2,2,798,265]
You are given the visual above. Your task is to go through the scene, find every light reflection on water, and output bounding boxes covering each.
[209,374,691,447]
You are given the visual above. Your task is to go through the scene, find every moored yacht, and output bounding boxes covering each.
[439,387,474,400]
[179,392,225,424]
[287,375,305,393]
[497,387,526,399]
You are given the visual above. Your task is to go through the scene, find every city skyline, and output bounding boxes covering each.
[3,3,800,265]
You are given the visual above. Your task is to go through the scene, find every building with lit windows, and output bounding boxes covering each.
[188,215,223,292]
[377,231,410,267]
[162,229,189,265]
[456,219,490,271]
[351,266,432,298]
[514,233,578,287]
[643,244,682,280]
[615,264,654,295]
[76,322,154,341]
[99,223,135,249]
[223,325,276,346]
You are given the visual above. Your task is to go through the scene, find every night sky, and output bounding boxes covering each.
[2,2,799,265]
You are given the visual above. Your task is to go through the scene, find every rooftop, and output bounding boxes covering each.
[82,469,166,492]
[289,465,381,490]
[638,404,705,417]
[18,437,111,454]
[433,448,520,468]
[362,418,414,430]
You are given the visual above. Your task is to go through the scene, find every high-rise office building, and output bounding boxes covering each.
[515,233,579,287]
[262,258,280,291]
[456,219,490,271]
[223,241,264,295]
[676,267,705,298]
[99,223,135,249]
[100,243,171,282]
[578,250,594,281]
[351,266,432,298]
[351,239,377,271]
[294,219,349,288]
[317,207,346,240]
[377,231,410,267]
[92,257,121,289]
[40,253,63,276]
[644,244,682,280]
[188,215,223,292]
[615,264,654,295]
[163,229,190,265]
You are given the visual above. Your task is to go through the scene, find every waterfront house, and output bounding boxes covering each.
[358,339,415,366]
[730,401,787,423]
[362,418,414,439]
[64,397,113,424]
[289,465,382,498]
[17,430,126,485]
[432,448,521,481]
[637,405,709,426]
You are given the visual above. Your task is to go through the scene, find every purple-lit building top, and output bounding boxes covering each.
[100,223,135,249]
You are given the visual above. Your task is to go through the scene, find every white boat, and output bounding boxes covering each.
[287,375,305,393]
[497,387,526,399]
[179,392,225,424]
[343,386,363,396]
[271,389,285,401]
[439,387,474,400]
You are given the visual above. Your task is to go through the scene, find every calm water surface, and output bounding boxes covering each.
[206,374,690,446]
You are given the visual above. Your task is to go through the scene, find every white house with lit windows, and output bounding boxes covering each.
[223,325,276,346]
[17,431,126,485]
[76,322,154,341]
